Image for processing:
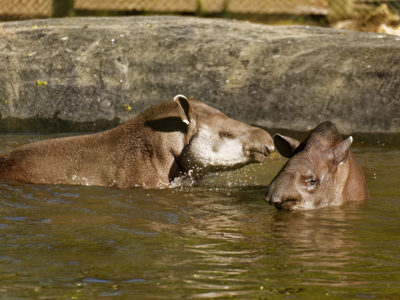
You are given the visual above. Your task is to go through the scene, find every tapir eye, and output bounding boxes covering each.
[305,177,318,187]
[219,131,234,139]
[306,179,317,185]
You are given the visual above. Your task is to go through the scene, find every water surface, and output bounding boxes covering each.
[0,134,399,299]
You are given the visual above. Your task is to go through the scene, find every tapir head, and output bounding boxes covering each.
[174,95,274,176]
[265,121,354,211]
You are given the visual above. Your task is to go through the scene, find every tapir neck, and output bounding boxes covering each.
[110,120,188,188]
[332,152,368,204]
[331,156,351,206]
[344,153,369,202]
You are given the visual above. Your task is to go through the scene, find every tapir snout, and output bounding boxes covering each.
[245,128,275,161]
[266,170,302,210]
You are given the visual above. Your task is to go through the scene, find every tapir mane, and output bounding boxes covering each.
[138,100,181,120]
[137,98,221,121]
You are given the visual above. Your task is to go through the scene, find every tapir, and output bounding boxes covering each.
[0,95,274,189]
[265,121,368,210]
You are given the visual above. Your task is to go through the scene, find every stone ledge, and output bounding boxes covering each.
[0,16,399,144]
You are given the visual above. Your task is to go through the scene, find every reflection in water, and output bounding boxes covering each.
[271,208,359,261]
[144,190,257,299]
[269,208,364,289]
[0,135,399,299]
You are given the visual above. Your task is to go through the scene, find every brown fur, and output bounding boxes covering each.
[265,121,368,210]
[0,95,274,189]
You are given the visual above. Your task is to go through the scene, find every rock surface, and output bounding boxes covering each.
[0,16,399,143]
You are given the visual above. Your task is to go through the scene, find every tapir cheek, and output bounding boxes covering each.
[212,144,220,152]
[186,129,247,167]
[299,189,330,209]
[279,200,298,211]
[305,184,317,192]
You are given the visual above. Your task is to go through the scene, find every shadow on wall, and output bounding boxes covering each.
[0,117,121,134]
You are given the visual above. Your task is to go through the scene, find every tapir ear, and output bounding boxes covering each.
[174,94,196,125]
[333,136,353,166]
[274,134,301,158]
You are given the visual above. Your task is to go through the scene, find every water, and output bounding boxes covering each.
[0,134,399,299]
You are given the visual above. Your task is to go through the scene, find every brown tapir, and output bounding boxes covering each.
[0,95,274,189]
[265,121,368,210]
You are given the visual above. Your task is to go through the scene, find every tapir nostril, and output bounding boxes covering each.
[270,195,281,204]
[265,192,281,205]
[263,144,275,155]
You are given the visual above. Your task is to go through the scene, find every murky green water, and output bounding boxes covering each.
[0,134,399,299]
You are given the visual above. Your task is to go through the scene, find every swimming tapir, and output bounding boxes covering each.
[265,121,368,210]
[0,95,274,189]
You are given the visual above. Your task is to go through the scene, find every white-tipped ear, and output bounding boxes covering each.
[334,136,353,166]
[274,134,301,158]
[174,94,191,125]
